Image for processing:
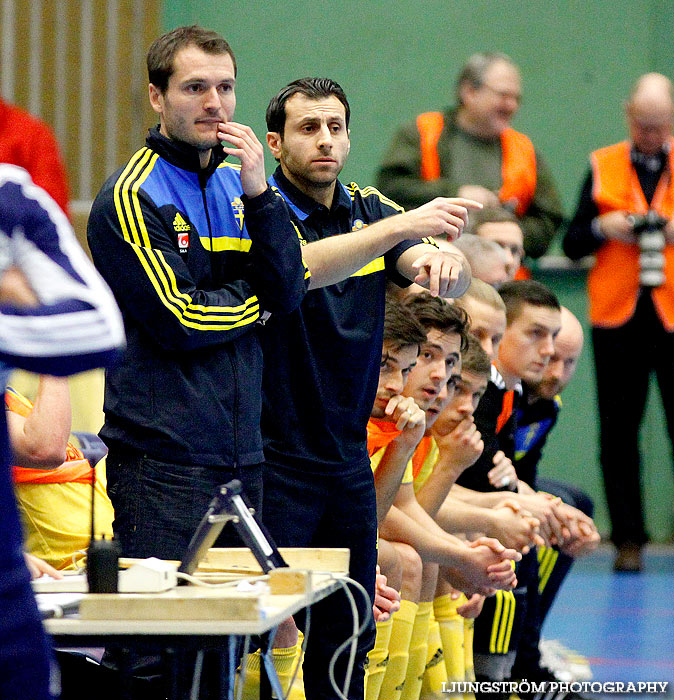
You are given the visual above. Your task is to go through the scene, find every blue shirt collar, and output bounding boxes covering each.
[269,166,351,221]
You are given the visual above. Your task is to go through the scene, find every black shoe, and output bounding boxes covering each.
[613,543,643,573]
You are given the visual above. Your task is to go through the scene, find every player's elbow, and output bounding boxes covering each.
[14,441,67,469]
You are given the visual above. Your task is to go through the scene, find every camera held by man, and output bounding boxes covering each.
[627,209,668,287]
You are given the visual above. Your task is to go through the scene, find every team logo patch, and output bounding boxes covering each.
[231,197,245,230]
[173,212,190,232]
[352,218,365,231]
[173,212,190,253]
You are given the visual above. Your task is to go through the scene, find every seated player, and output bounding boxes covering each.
[413,333,495,698]
[515,307,599,681]
[447,281,560,697]
[453,234,509,288]
[467,207,526,281]
[372,293,521,700]
[450,282,594,699]
[514,307,599,560]
[409,327,541,700]
[7,375,114,570]
[368,297,428,523]
[452,280,566,540]
[365,296,427,700]
[415,329,541,553]
[378,293,521,593]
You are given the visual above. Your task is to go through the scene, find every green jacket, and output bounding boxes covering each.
[376,108,564,258]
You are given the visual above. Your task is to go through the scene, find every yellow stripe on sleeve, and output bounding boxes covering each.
[114,152,261,331]
[113,148,154,247]
[130,245,260,329]
[351,184,405,213]
[350,257,386,278]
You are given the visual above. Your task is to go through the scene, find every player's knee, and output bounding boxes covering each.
[395,542,423,593]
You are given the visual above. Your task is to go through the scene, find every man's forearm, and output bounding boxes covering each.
[436,495,496,537]
[395,490,461,544]
[301,214,407,289]
[415,455,469,517]
[450,483,506,508]
[9,376,70,468]
[373,442,418,524]
[379,505,467,567]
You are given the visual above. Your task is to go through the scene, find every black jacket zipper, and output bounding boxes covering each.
[199,171,239,467]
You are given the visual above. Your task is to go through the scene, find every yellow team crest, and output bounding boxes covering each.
[231,197,245,230]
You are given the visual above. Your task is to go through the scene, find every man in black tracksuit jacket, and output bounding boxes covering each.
[87,27,307,564]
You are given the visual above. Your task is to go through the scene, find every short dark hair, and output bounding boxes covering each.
[266,77,351,135]
[147,25,237,94]
[402,293,469,353]
[383,296,427,352]
[467,206,520,236]
[461,333,492,377]
[498,280,560,325]
[455,51,516,105]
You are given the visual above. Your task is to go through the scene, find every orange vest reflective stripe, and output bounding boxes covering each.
[589,139,674,329]
[496,390,515,434]
[416,113,537,216]
[417,112,445,181]
[499,128,537,217]
[5,387,92,484]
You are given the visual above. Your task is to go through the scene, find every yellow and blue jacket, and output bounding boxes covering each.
[87,128,307,467]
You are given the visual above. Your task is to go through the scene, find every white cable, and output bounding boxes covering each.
[190,650,204,700]
[175,571,268,588]
[176,569,370,698]
[71,549,87,572]
[330,579,358,699]
[324,575,373,700]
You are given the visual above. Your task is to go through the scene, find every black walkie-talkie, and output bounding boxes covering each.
[86,464,120,593]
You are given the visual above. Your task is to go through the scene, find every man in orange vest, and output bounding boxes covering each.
[376,52,563,260]
[563,73,674,572]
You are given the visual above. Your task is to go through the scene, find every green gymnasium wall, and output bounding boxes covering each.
[162,1,674,541]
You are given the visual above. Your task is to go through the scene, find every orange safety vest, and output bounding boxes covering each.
[6,387,92,484]
[589,140,674,329]
[416,111,537,216]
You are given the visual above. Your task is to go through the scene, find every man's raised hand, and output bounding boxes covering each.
[217,121,267,197]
